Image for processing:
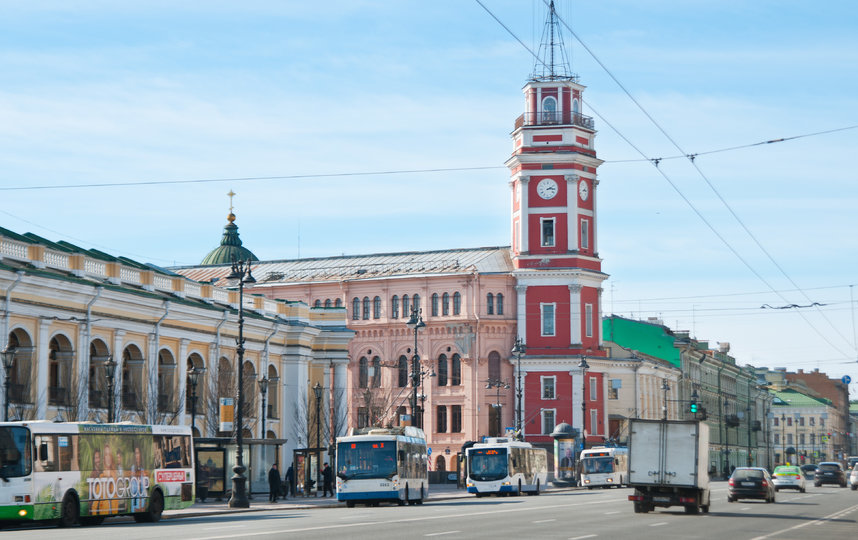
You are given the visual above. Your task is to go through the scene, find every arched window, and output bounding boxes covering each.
[121,344,145,412]
[437,354,448,387]
[398,355,408,388]
[391,295,399,318]
[572,99,580,116]
[5,328,33,407]
[362,296,370,320]
[488,351,501,381]
[431,293,439,316]
[48,335,74,407]
[352,297,360,320]
[242,361,257,416]
[335,298,342,308]
[486,293,494,315]
[358,357,368,388]
[313,299,321,308]
[88,338,111,410]
[453,292,461,315]
[542,96,557,123]
[442,292,450,316]
[413,294,421,311]
[451,354,461,386]
[436,455,446,471]
[185,352,206,415]
[324,299,332,308]
[157,349,177,413]
[371,356,381,387]
[496,293,504,315]
[402,295,410,318]
[373,296,382,319]
[267,364,279,419]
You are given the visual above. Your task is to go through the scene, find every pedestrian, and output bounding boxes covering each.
[197,464,210,503]
[284,463,294,498]
[322,462,334,497]
[268,463,281,502]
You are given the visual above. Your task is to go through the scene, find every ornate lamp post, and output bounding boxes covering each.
[2,345,17,422]
[227,258,255,508]
[511,338,525,439]
[188,365,205,435]
[781,412,786,465]
[313,382,323,497]
[578,355,589,450]
[104,355,117,423]
[661,379,670,421]
[405,307,427,428]
[486,379,509,437]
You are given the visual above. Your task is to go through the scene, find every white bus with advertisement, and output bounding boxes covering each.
[336,426,428,507]
[579,446,628,488]
[466,437,547,496]
[0,421,193,527]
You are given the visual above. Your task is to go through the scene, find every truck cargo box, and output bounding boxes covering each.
[628,419,709,489]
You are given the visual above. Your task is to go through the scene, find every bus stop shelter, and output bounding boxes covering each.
[194,437,287,499]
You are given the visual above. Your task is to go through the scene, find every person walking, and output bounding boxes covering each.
[268,463,282,502]
[322,462,334,497]
[284,463,294,498]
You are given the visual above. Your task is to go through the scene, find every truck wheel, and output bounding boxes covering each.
[684,504,699,515]
[701,504,709,513]
[633,503,643,513]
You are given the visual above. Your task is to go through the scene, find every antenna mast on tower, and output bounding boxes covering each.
[530,0,576,82]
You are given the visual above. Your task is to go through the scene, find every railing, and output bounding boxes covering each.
[0,238,28,259]
[120,266,142,285]
[84,259,107,276]
[514,111,594,130]
[48,386,69,406]
[44,251,70,270]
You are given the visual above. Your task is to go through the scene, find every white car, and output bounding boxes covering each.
[772,465,806,492]
[850,464,858,491]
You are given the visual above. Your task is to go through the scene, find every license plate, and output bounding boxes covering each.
[653,497,670,502]
[742,481,755,487]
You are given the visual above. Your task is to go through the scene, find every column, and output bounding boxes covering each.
[77,325,89,421]
[520,176,530,252]
[112,330,125,420]
[36,319,51,419]
[178,338,189,425]
[333,359,349,440]
[147,333,159,423]
[515,285,527,341]
[565,175,578,251]
[281,354,310,462]
[569,285,582,345]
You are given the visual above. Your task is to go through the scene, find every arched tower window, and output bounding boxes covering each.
[451,354,461,386]
[352,298,360,320]
[398,355,408,388]
[373,296,382,319]
[542,96,557,123]
[431,293,439,316]
[437,354,448,387]
[391,295,400,318]
[488,351,501,381]
[442,293,450,316]
[496,293,504,315]
[371,356,381,388]
[362,296,370,320]
[486,293,494,315]
[453,292,461,315]
[358,357,368,389]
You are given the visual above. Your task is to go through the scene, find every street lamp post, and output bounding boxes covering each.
[313,382,323,497]
[105,355,117,423]
[227,258,255,509]
[724,398,731,475]
[512,338,526,439]
[188,366,205,435]
[486,379,510,437]
[578,356,589,450]
[781,413,786,465]
[406,307,426,428]
[661,379,670,421]
[2,345,17,422]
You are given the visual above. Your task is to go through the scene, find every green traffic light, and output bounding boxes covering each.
[690,403,698,413]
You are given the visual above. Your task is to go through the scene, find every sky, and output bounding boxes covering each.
[1,1,857,394]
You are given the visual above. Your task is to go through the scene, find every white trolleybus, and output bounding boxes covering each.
[465,437,547,497]
[336,426,428,507]
[579,446,628,488]
[0,421,194,527]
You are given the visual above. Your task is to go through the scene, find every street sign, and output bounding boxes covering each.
[427,447,432,456]
[842,375,852,385]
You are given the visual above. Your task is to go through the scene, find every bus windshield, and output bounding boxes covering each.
[0,426,31,479]
[581,456,614,474]
[338,440,397,479]
[469,448,508,481]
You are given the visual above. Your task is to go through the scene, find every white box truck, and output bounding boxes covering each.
[627,419,710,514]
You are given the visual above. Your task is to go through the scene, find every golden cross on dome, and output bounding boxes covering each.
[228,190,236,213]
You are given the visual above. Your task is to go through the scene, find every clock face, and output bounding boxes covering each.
[578,179,590,201]
[536,178,558,200]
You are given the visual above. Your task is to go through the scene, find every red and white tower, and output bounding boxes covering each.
[506,1,607,446]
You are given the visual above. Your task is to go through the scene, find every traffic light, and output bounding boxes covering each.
[690,402,698,414]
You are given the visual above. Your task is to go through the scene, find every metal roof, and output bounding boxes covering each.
[172,246,514,286]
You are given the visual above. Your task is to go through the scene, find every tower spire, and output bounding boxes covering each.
[530,0,576,82]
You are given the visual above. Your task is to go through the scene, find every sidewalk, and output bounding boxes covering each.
[164,483,574,520]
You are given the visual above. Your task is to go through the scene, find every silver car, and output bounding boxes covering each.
[772,465,806,492]
[850,464,858,491]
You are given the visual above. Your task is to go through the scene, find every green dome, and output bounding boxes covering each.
[201,213,258,265]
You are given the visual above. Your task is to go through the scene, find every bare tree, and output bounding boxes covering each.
[291,387,310,448]
[141,369,185,425]
[8,383,42,421]
[203,362,234,437]
[356,386,406,428]
[55,371,91,422]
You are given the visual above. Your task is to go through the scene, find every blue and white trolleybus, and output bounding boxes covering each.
[466,437,547,497]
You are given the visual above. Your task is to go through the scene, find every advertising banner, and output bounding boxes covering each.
[220,397,234,432]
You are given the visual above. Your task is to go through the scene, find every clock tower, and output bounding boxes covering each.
[506,1,608,444]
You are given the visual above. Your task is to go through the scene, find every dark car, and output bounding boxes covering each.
[728,467,776,503]
[814,462,847,487]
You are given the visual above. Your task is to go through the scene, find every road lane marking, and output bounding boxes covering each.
[569,535,598,540]
[750,503,858,540]
[533,519,556,523]
[204,525,244,530]
[649,522,667,527]
[741,507,751,510]
[604,511,620,515]
[425,531,460,537]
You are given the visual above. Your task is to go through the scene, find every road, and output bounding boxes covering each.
[5,482,858,539]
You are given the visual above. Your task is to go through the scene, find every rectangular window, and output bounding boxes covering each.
[589,377,597,400]
[541,409,555,435]
[451,405,462,433]
[608,379,620,400]
[774,433,780,445]
[787,433,793,445]
[820,417,825,427]
[590,409,598,435]
[580,218,589,250]
[541,218,555,247]
[436,405,447,433]
[541,303,556,336]
[774,417,779,427]
[810,417,815,426]
[787,417,792,426]
[799,433,805,445]
[541,376,556,400]
[357,407,369,428]
[799,417,805,426]
[585,303,593,338]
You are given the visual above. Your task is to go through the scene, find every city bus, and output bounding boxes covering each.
[336,426,428,507]
[579,446,628,488]
[0,421,194,527]
[465,437,547,496]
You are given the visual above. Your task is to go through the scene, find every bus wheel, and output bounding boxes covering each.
[416,486,424,505]
[59,492,79,528]
[135,489,164,523]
